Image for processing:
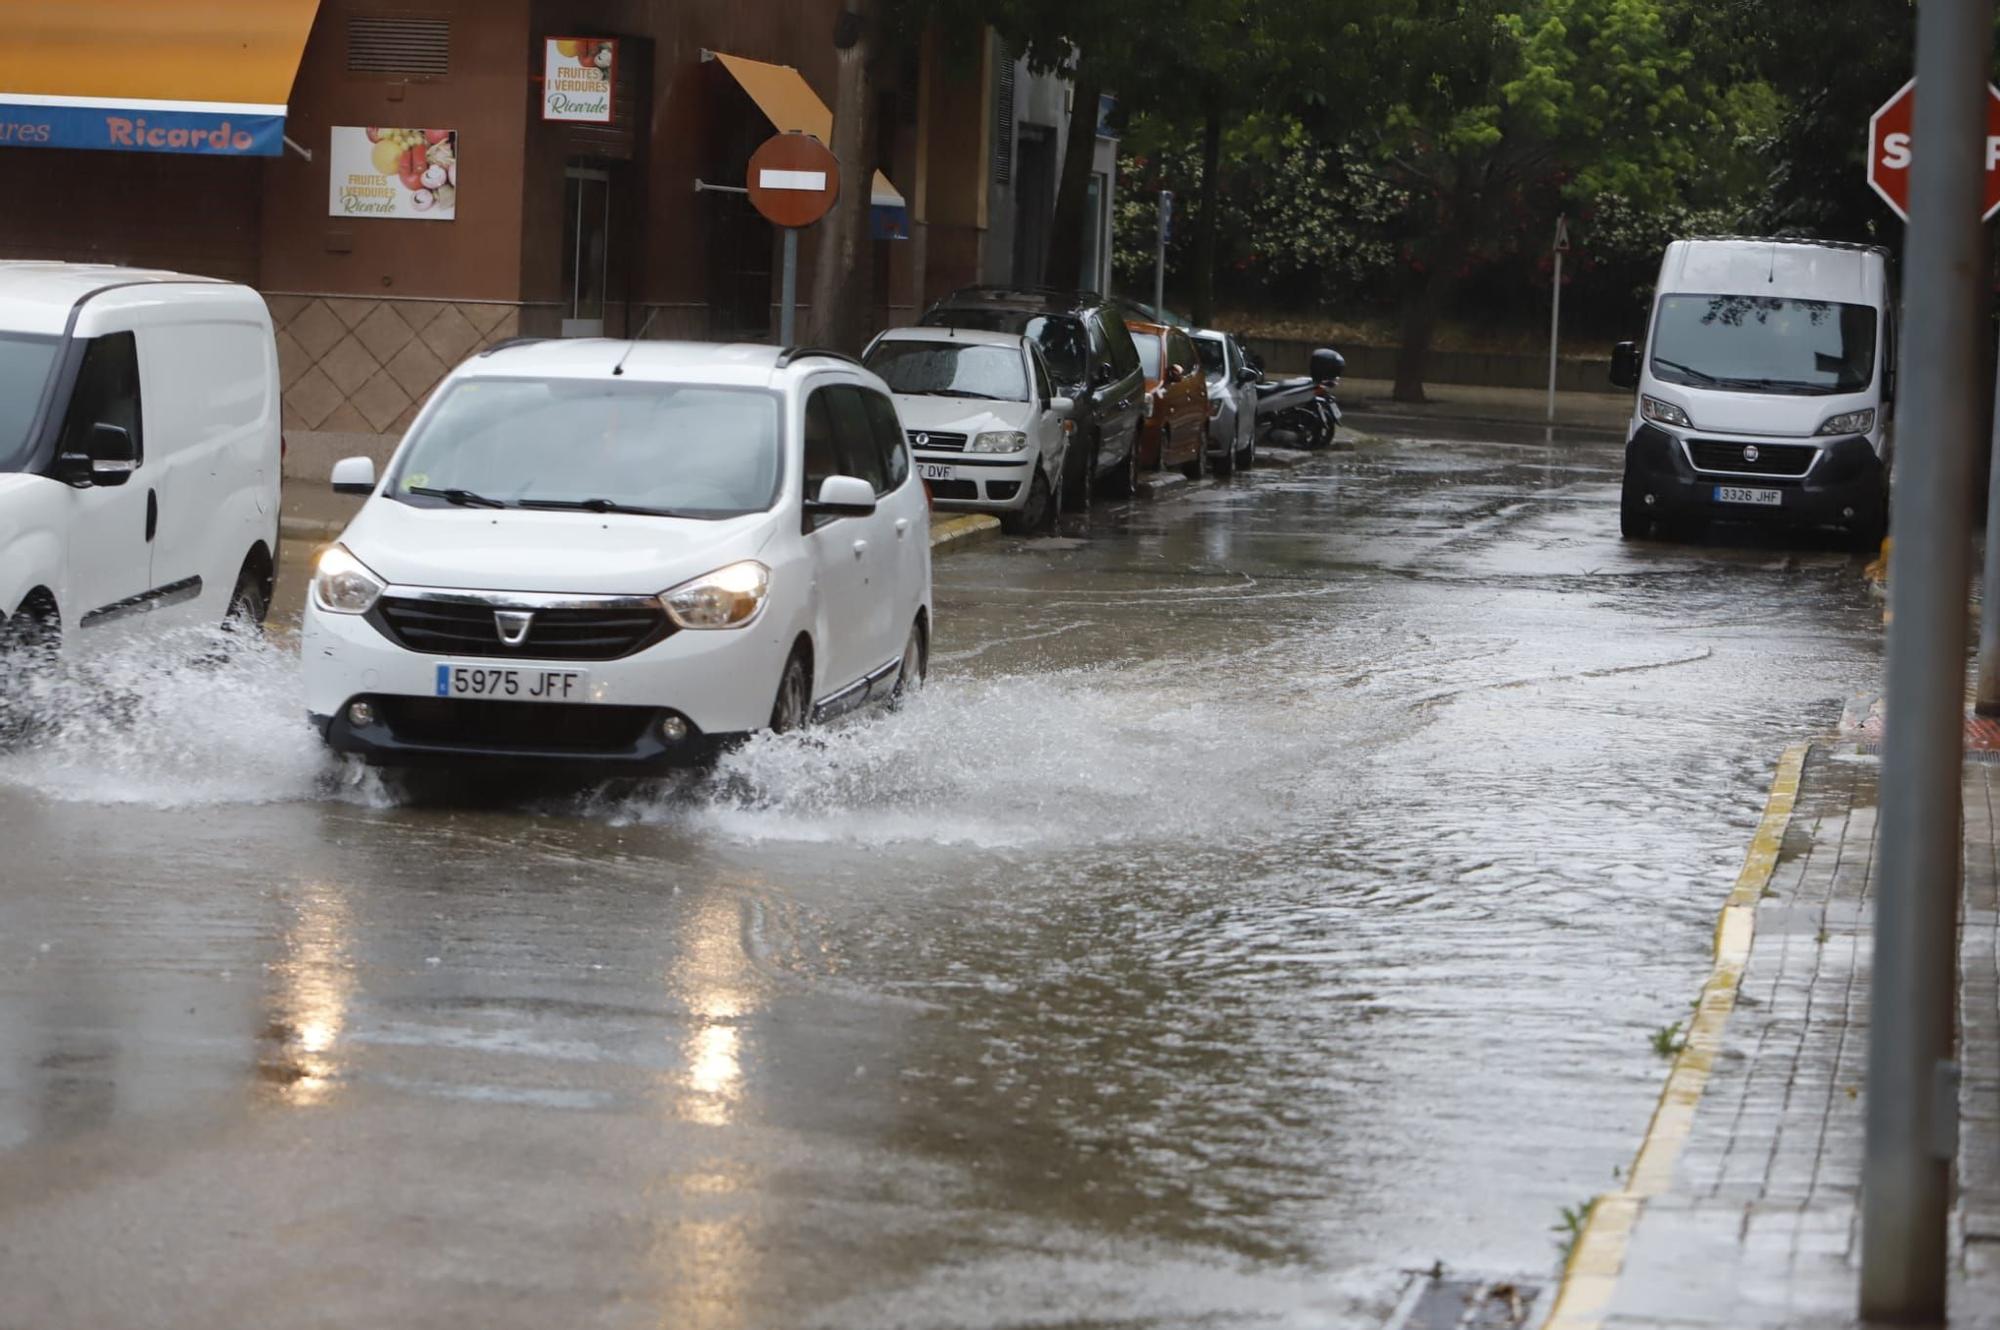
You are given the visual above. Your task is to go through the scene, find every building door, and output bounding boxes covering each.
[561,167,611,337]
[1011,126,1055,287]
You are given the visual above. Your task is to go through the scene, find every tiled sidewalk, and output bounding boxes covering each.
[1564,746,2000,1329]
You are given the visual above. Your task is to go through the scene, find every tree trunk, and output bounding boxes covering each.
[1044,55,1104,293]
[1392,264,1444,403]
[1188,103,1222,327]
[805,0,882,353]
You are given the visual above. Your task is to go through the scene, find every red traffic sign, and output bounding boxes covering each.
[746,132,841,229]
[1867,78,2000,222]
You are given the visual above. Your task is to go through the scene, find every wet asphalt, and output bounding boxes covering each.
[0,419,1885,1329]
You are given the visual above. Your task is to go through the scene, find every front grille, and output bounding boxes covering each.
[908,430,968,453]
[928,479,978,500]
[1686,439,1817,478]
[375,697,656,753]
[371,596,671,661]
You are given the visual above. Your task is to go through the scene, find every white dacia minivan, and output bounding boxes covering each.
[1611,237,1893,549]
[0,263,283,661]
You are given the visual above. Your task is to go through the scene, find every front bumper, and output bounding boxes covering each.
[915,450,1036,512]
[1623,424,1886,530]
[302,594,789,768]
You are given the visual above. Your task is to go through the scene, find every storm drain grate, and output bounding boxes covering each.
[1383,1272,1541,1330]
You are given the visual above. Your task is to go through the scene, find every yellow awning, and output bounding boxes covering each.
[707,50,906,210]
[0,0,319,156]
[0,0,319,105]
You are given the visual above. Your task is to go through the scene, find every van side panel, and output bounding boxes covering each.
[134,307,280,622]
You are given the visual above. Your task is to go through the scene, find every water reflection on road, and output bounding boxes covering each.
[0,424,1883,1328]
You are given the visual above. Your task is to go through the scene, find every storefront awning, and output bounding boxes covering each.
[0,0,320,157]
[704,50,910,239]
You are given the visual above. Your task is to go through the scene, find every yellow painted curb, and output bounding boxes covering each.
[928,513,1000,552]
[1542,741,1808,1330]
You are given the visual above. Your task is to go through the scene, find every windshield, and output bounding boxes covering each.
[1194,337,1226,378]
[864,341,1028,401]
[1650,294,1877,395]
[387,378,782,517]
[925,310,1088,384]
[1133,332,1164,382]
[0,334,61,473]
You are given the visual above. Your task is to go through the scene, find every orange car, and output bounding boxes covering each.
[1126,320,1210,479]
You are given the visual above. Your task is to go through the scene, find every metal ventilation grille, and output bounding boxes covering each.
[347,16,450,76]
[994,44,1015,185]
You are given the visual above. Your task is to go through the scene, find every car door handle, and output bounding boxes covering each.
[894,518,910,539]
[145,489,157,543]
[852,539,868,558]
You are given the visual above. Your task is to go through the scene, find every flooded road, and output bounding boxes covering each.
[0,423,1884,1328]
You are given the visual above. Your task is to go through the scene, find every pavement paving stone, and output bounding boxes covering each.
[1595,748,2000,1329]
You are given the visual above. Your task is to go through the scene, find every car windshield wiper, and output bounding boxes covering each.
[515,496,706,518]
[1651,357,1724,386]
[406,485,507,509]
[928,388,1011,401]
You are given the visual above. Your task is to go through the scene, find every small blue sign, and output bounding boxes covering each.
[436,664,451,696]
[0,101,286,157]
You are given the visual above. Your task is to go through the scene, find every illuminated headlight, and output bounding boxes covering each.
[311,544,386,614]
[1817,408,1876,436]
[1641,395,1693,429]
[661,560,769,630]
[970,430,1028,453]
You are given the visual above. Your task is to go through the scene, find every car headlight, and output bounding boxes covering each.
[1817,408,1877,436]
[1641,395,1693,429]
[661,560,769,630]
[969,430,1027,453]
[311,544,386,615]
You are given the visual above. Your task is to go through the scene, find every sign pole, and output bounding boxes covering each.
[1154,190,1172,318]
[1546,215,1569,424]
[1861,0,1991,1317]
[780,228,799,346]
[1978,344,2000,714]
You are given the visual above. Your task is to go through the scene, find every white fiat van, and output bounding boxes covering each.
[0,264,283,661]
[1611,238,1893,548]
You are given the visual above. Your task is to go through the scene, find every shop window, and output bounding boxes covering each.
[347,16,450,77]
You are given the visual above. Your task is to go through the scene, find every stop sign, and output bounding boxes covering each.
[1867,78,2000,221]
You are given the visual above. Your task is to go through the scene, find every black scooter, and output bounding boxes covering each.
[1267,347,1345,450]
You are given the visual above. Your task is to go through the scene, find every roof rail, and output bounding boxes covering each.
[1681,234,1892,258]
[774,346,863,369]
[476,336,549,357]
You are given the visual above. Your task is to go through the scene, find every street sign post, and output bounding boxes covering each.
[1546,214,1570,424]
[1866,78,2000,221]
[1154,190,1173,321]
[745,132,841,345]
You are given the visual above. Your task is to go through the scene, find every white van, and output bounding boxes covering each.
[1610,237,1893,548]
[0,264,281,661]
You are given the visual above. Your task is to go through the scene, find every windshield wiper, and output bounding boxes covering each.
[927,388,1010,401]
[1651,357,1724,386]
[406,485,507,509]
[515,496,706,518]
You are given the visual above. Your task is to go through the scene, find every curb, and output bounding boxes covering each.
[925,513,1001,553]
[1134,470,1189,499]
[1543,742,1810,1330]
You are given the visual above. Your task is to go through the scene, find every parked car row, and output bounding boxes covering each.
[862,284,1345,529]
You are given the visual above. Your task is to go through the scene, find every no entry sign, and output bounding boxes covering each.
[1867,78,2000,221]
[746,132,840,230]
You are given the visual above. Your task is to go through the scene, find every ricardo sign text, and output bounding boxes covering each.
[329,127,458,220]
[543,39,616,123]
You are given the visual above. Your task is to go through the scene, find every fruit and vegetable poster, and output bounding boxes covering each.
[542,38,615,122]
[329,127,458,221]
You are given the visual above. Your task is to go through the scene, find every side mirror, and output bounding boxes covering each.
[1090,362,1116,390]
[57,422,137,487]
[1609,341,1640,390]
[807,474,877,519]
[1048,396,1074,417]
[1236,365,1261,385]
[1165,364,1185,385]
[331,456,378,495]
[1309,347,1345,385]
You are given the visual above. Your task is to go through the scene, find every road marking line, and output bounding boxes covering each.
[1542,741,1808,1330]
